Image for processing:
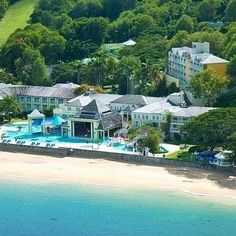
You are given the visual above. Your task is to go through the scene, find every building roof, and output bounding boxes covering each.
[89,93,122,105]
[52,83,80,89]
[28,109,45,118]
[73,99,122,130]
[132,99,181,114]
[7,85,76,99]
[73,99,111,120]
[66,96,92,107]
[172,106,215,117]
[122,39,136,46]
[110,94,148,106]
[200,54,229,64]
[171,47,228,64]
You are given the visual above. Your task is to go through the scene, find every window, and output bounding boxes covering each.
[34,97,40,103]
[27,104,31,110]
[58,99,63,104]
[21,97,25,102]
[42,98,47,104]
[146,115,148,120]
[27,97,31,102]
[134,114,136,119]
[68,107,71,111]
[76,107,80,111]
[50,98,55,104]
[33,104,40,110]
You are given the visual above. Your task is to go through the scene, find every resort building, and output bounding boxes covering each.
[67,99,122,139]
[54,92,121,119]
[0,83,78,112]
[166,42,229,90]
[170,106,215,138]
[131,92,214,137]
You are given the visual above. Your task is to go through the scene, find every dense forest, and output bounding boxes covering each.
[0,0,236,100]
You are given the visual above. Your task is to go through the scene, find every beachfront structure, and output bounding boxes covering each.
[211,151,233,167]
[170,106,215,138]
[131,92,214,138]
[54,93,121,119]
[67,99,122,139]
[27,109,65,135]
[28,109,46,135]
[109,94,163,124]
[0,83,78,112]
[166,42,229,89]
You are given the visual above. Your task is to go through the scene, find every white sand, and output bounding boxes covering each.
[0,151,236,204]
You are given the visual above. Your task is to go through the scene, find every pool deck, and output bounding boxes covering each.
[0,123,179,157]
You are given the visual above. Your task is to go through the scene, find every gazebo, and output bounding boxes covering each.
[28,109,45,135]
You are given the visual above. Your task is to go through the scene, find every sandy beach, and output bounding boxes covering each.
[0,151,236,204]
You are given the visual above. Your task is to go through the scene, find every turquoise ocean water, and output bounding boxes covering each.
[0,180,236,236]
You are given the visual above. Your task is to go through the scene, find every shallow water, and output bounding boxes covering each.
[0,180,235,236]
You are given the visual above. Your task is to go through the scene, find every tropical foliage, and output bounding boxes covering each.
[181,108,236,161]
[0,0,235,98]
[128,124,160,153]
[0,95,21,121]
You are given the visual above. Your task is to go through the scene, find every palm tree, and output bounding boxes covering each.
[148,64,163,86]
[0,96,22,122]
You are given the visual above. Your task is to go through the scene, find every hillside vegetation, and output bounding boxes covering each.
[0,0,235,99]
[0,0,37,45]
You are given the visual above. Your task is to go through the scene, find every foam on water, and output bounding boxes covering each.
[0,180,236,236]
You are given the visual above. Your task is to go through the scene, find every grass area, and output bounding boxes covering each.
[0,0,37,45]
[9,118,27,124]
[166,150,195,162]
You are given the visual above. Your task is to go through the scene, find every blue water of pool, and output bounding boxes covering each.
[2,123,133,152]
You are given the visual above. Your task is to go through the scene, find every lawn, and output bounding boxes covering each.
[166,150,195,162]
[0,0,37,45]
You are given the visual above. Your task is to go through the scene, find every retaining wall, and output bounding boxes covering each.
[0,143,235,174]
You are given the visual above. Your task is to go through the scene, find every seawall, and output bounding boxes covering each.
[0,143,235,174]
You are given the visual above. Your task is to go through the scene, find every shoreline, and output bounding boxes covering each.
[0,151,236,205]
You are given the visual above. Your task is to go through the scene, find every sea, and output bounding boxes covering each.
[0,180,236,236]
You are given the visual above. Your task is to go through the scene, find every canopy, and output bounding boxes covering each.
[32,118,43,126]
[122,39,136,46]
[44,116,65,126]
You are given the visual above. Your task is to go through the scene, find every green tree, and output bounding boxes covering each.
[197,0,221,21]
[181,108,236,149]
[116,56,141,94]
[15,47,47,85]
[215,87,236,107]
[190,70,229,106]
[43,106,53,117]
[0,95,21,121]
[128,124,161,153]
[227,56,236,80]
[225,0,236,22]
[226,133,236,162]
[50,63,79,84]
[71,0,103,18]
[176,15,194,33]
[0,0,8,19]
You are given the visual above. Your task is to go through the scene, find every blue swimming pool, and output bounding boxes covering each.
[2,123,132,152]
[2,122,167,154]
